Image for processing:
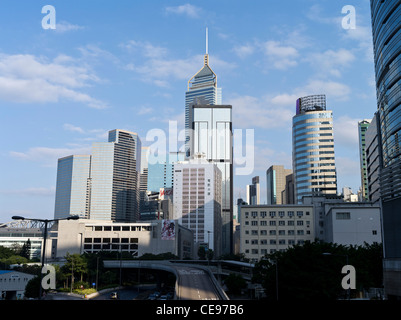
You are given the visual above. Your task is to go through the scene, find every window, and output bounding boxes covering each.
[251,211,258,218]
[269,211,276,218]
[372,230,377,235]
[336,212,351,220]
[251,221,258,226]
[297,221,304,226]
[269,221,276,226]
[288,211,294,217]
[261,211,267,218]
[279,211,285,218]
[297,211,304,217]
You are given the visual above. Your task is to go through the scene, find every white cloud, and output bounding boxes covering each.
[165,4,202,18]
[0,187,55,197]
[0,53,107,108]
[261,40,299,70]
[233,44,255,59]
[122,39,236,87]
[306,49,355,77]
[333,115,360,148]
[10,145,92,166]
[55,21,84,33]
[227,95,293,129]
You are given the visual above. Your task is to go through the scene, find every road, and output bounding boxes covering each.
[175,267,219,300]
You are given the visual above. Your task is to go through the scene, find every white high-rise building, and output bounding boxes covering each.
[173,155,222,257]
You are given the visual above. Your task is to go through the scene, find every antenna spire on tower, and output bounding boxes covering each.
[206,27,208,55]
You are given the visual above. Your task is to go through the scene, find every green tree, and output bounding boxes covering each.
[24,276,41,299]
[19,239,31,260]
[224,273,247,295]
[252,241,383,301]
[198,246,206,260]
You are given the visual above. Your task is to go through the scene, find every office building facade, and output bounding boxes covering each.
[246,176,260,205]
[239,204,315,262]
[190,104,233,255]
[365,112,382,203]
[371,0,401,298]
[358,120,371,201]
[147,152,185,193]
[266,165,293,205]
[55,130,142,223]
[292,94,337,203]
[54,155,91,219]
[173,156,222,256]
[90,129,141,222]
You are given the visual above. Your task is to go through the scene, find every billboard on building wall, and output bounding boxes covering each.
[161,219,175,240]
[159,188,173,200]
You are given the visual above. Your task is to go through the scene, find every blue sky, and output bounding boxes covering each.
[1,0,377,222]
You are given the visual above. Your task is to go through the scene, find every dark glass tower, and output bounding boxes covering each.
[371,0,401,298]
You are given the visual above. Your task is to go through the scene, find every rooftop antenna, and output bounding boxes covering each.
[206,27,208,54]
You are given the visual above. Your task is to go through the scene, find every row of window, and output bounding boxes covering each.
[244,210,310,218]
[87,225,153,232]
[245,220,310,226]
[245,242,306,255]
[245,238,306,245]
[245,229,311,236]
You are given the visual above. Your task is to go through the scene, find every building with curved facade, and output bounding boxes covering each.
[292,94,337,204]
[371,0,401,298]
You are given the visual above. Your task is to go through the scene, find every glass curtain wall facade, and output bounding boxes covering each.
[147,152,185,193]
[266,165,292,205]
[371,0,401,298]
[54,155,91,219]
[292,95,337,203]
[191,104,233,255]
[90,130,141,222]
[185,54,222,157]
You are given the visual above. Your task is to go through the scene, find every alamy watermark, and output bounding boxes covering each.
[342,5,356,30]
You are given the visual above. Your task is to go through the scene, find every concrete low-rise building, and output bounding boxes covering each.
[239,204,315,262]
[324,202,381,246]
[0,270,35,300]
[53,219,194,260]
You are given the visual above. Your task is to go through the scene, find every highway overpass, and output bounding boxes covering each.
[103,260,229,300]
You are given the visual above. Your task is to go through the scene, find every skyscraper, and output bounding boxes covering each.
[190,104,233,255]
[292,94,337,203]
[173,155,222,256]
[54,155,91,219]
[371,0,401,298]
[358,119,371,201]
[246,176,260,205]
[147,152,185,193]
[90,129,142,222]
[266,165,292,205]
[185,30,222,157]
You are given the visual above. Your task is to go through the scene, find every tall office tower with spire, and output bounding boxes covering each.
[371,0,401,299]
[292,94,337,203]
[185,28,222,157]
[358,119,371,201]
[90,129,142,222]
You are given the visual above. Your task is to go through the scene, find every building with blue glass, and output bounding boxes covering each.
[54,154,91,219]
[371,0,401,298]
[292,94,338,204]
[147,152,185,193]
[55,129,142,223]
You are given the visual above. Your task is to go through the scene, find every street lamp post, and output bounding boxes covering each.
[12,215,79,299]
